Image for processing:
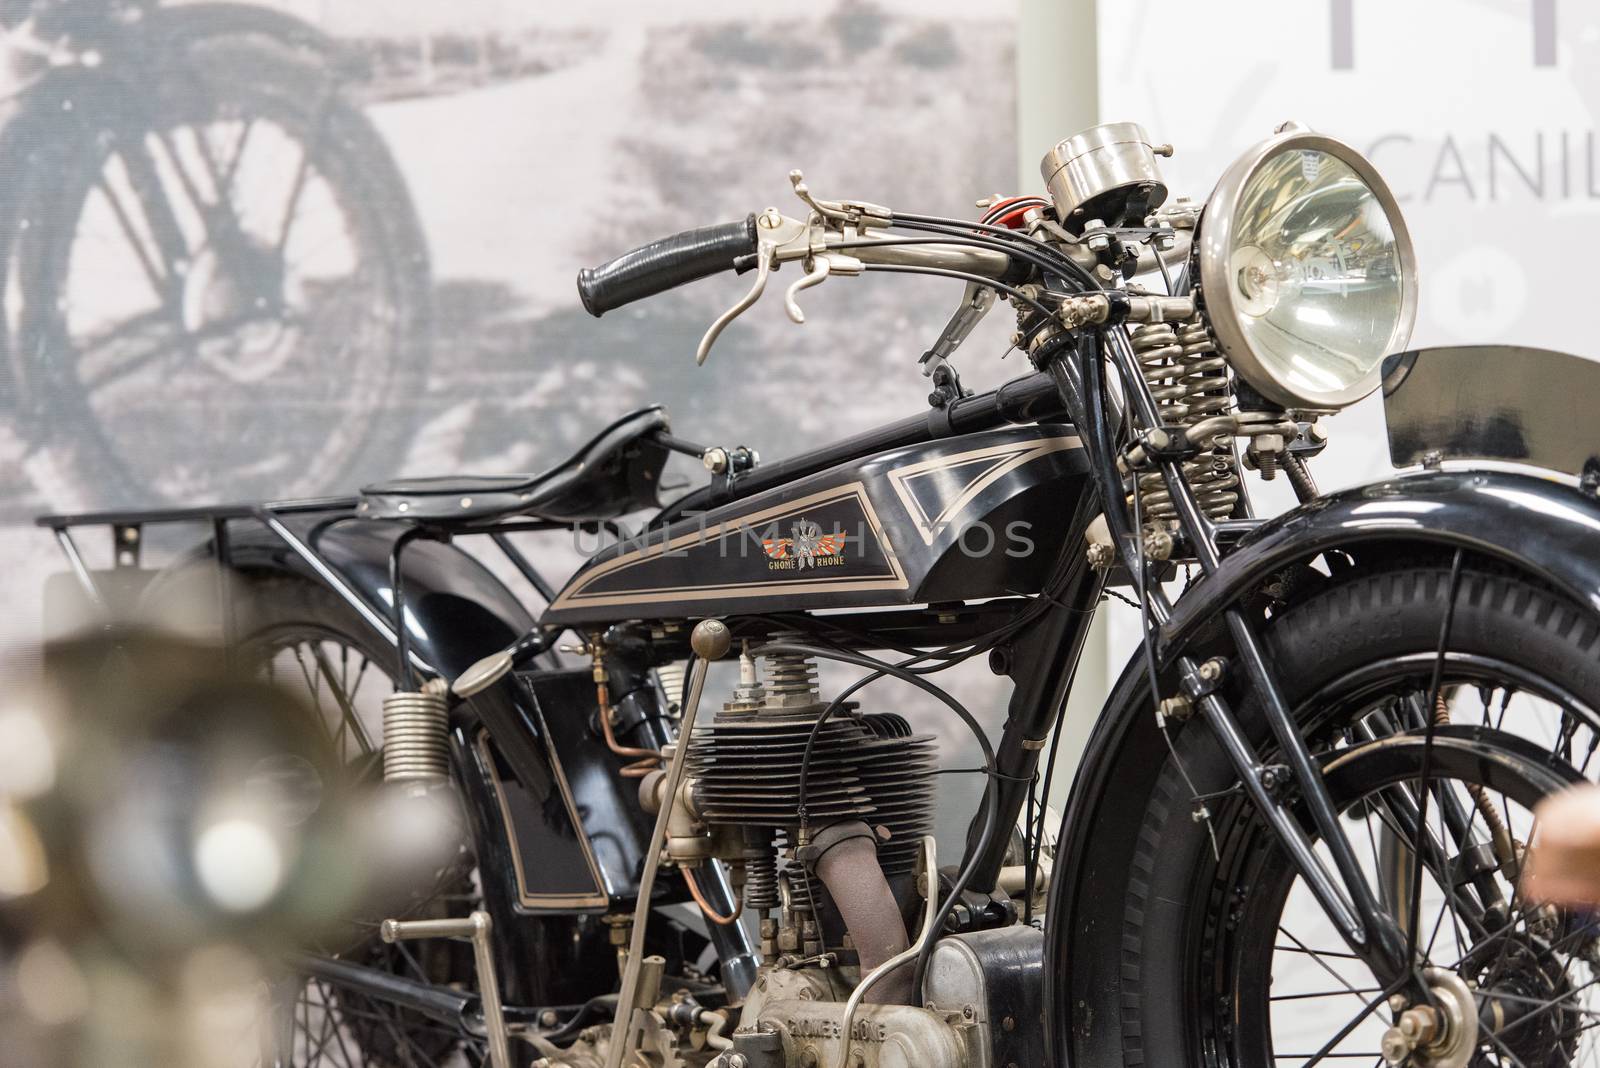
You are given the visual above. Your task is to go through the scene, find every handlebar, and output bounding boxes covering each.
[574,184,1044,366]
[576,215,759,317]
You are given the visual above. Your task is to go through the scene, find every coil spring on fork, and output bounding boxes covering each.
[1128,317,1242,525]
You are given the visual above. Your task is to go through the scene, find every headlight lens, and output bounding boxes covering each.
[1198,130,1416,409]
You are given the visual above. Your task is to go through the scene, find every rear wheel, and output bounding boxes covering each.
[239,574,483,1068]
[1093,564,1600,1068]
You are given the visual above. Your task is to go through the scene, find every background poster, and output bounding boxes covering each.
[8,0,1588,864]
[1,0,1021,847]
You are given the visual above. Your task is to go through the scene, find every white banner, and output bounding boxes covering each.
[1098,0,1599,359]
[1091,0,1600,692]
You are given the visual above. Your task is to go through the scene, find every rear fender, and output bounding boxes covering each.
[216,515,535,677]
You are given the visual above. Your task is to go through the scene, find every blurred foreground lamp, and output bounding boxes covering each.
[0,631,366,1068]
[1198,125,1418,409]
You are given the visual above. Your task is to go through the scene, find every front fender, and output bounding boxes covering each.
[220,517,536,679]
[1159,468,1600,662]
[136,2,345,64]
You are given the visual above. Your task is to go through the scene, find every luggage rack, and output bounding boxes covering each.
[37,496,579,683]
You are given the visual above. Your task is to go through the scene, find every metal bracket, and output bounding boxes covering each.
[112,523,141,568]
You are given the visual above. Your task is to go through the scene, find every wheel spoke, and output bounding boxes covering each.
[1482,1021,1535,1068]
[93,171,173,303]
[1290,984,1401,1068]
[1274,943,1364,961]
[1485,984,1600,1020]
[275,94,335,257]
[1273,1053,1387,1060]
[254,628,471,1068]
[311,642,374,755]
[319,981,361,1068]
[1278,926,1376,1002]
[1271,987,1384,1002]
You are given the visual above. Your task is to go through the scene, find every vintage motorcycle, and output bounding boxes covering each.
[37,121,1600,1068]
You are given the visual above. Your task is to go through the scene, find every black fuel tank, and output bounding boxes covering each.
[543,424,1087,626]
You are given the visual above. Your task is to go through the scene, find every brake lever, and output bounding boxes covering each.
[695,240,773,365]
[693,204,854,363]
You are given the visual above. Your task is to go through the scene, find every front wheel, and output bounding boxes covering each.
[14,31,431,504]
[1079,563,1600,1068]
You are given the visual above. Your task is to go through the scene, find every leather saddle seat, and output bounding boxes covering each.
[358,407,672,527]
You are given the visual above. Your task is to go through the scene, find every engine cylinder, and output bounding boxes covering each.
[685,709,937,889]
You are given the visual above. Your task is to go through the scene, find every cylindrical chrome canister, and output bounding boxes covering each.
[1040,121,1168,225]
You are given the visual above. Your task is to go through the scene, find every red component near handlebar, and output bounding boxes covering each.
[981,195,1049,229]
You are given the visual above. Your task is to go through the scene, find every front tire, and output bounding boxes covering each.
[1069,562,1600,1068]
[13,31,431,505]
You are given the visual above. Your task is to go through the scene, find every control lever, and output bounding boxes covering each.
[695,240,772,365]
[789,169,892,228]
[917,281,994,409]
[920,280,995,374]
[783,252,863,323]
[693,208,811,365]
[691,179,884,362]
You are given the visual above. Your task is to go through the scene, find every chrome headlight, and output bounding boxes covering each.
[1198,128,1417,409]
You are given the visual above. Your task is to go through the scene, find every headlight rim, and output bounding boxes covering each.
[1198,128,1418,410]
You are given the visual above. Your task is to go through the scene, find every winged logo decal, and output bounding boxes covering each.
[762,517,847,570]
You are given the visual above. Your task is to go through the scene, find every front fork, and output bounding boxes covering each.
[1175,629,1414,988]
[1051,329,1421,994]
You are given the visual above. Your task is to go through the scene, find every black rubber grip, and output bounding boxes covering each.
[576,215,759,317]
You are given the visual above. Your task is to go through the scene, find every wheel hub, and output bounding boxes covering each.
[1465,927,1580,1066]
[180,239,297,380]
[1381,969,1477,1068]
